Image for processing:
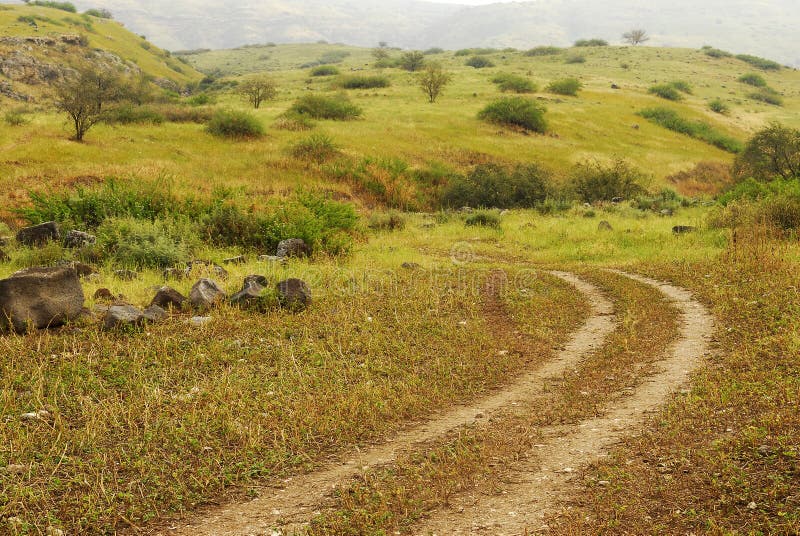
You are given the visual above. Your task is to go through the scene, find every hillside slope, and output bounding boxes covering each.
[0,3,202,102]
[63,0,800,67]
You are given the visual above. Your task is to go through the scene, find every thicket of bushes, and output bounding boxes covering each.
[206,109,264,139]
[335,75,390,89]
[639,107,743,153]
[491,73,537,93]
[574,39,608,47]
[547,78,582,96]
[465,56,495,68]
[524,46,562,56]
[478,97,547,133]
[310,65,340,76]
[442,163,551,209]
[571,159,647,203]
[18,181,359,267]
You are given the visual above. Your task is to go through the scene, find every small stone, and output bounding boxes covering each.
[598,480,611,486]
[72,261,97,278]
[660,208,674,217]
[757,445,772,456]
[16,221,59,247]
[2,464,27,475]
[244,274,269,287]
[103,304,144,330]
[114,269,139,281]
[20,409,50,421]
[0,236,10,247]
[276,238,310,259]
[275,278,311,311]
[93,288,115,302]
[258,255,286,264]
[673,225,696,235]
[163,267,186,280]
[63,230,96,248]
[401,262,421,270]
[612,197,624,203]
[598,220,613,231]
[190,279,226,310]
[150,286,187,310]
[143,305,168,323]
[223,255,247,265]
[747,501,757,510]
[46,528,66,536]
[190,316,212,327]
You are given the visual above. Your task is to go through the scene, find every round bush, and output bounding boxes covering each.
[206,109,264,139]
[289,94,362,120]
[465,56,495,69]
[547,78,582,96]
[478,97,547,132]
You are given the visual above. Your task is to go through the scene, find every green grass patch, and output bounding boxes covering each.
[639,107,743,153]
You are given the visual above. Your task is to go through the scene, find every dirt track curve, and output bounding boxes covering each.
[159,271,616,536]
[411,270,715,535]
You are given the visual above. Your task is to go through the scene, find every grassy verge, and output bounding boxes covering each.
[548,230,800,534]
[0,262,582,534]
[304,269,681,534]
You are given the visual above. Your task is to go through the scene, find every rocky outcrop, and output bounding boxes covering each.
[0,266,84,332]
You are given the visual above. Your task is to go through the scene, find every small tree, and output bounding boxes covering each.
[734,123,800,181]
[623,29,650,46]
[418,63,452,103]
[238,75,277,109]
[399,51,426,72]
[53,66,124,141]
[372,47,390,61]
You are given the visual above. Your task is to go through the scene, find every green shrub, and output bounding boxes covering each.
[736,54,782,71]
[335,75,390,89]
[738,73,767,87]
[632,188,688,212]
[368,211,406,231]
[455,48,497,57]
[3,107,32,126]
[97,217,196,269]
[571,159,647,203]
[465,210,501,227]
[491,73,537,93]
[709,98,729,114]
[718,178,800,205]
[465,56,495,69]
[399,51,426,71]
[442,163,552,209]
[762,195,800,232]
[523,46,562,56]
[186,93,215,106]
[290,134,340,163]
[703,47,732,59]
[733,123,800,181]
[423,47,445,55]
[156,104,214,123]
[289,94,362,120]
[206,109,264,139]
[478,97,547,133]
[26,1,76,12]
[574,38,608,47]
[13,241,68,269]
[638,107,743,153]
[648,84,683,101]
[83,8,112,18]
[104,105,165,125]
[310,65,340,76]
[669,80,693,94]
[274,112,315,131]
[748,88,783,106]
[546,78,582,96]
[565,54,586,64]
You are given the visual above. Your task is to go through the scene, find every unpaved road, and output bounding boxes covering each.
[410,271,715,535]
[158,272,616,535]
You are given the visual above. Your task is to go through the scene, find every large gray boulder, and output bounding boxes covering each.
[276,278,311,311]
[0,266,84,332]
[189,278,226,310]
[16,222,59,247]
[276,238,310,259]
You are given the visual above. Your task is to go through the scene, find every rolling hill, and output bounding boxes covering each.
[57,0,800,67]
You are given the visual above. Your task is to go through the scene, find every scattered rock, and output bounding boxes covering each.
[660,208,674,217]
[63,230,96,248]
[16,221,59,247]
[103,304,145,330]
[163,267,186,280]
[258,255,286,265]
[598,220,613,231]
[143,304,168,323]
[632,124,640,130]
[277,238,311,259]
[230,279,268,310]
[611,83,621,89]
[114,269,139,281]
[93,288,115,302]
[0,249,9,263]
[401,262,421,270]
[0,236,10,247]
[46,528,66,536]
[223,255,247,265]
[20,409,51,422]
[189,278,226,310]
[757,445,773,457]
[673,225,696,235]
[0,266,84,332]
[459,206,474,214]
[190,316,212,327]
[1,464,27,475]
[244,274,269,287]
[611,197,624,204]
[276,278,311,311]
[150,286,187,310]
[70,261,97,278]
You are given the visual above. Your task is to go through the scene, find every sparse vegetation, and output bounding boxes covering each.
[565,54,586,64]
[702,46,733,58]
[491,73,537,93]
[523,46,562,56]
[648,83,683,101]
[310,65,340,76]
[735,53,782,71]
[23,0,76,12]
[748,87,784,106]
[290,133,340,163]
[289,94,363,120]
[418,63,452,103]
[574,38,608,47]
[335,75,391,89]
[738,72,768,87]
[639,107,743,153]
[478,97,547,133]
[708,98,729,114]
[547,77,582,96]
[206,109,264,139]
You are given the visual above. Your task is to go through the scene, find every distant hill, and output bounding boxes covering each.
[60,0,800,67]
[0,3,202,102]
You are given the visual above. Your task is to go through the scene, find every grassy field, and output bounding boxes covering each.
[1,14,799,535]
